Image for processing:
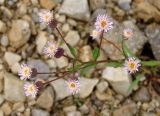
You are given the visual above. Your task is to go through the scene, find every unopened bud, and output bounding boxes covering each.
[54,47,64,58]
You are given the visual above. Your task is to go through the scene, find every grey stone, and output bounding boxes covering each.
[36,86,54,110]
[0,35,9,47]
[59,0,90,21]
[0,102,12,115]
[79,104,89,114]
[89,0,105,10]
[4,72,26,102]
[118,0,132,10]
[8,20,31,49]
[0,20,6,33]
[55,56,68,68]
[102,67,132,96]
[0,94,4,105]
[96,81,109,93]
[65,31,80,47]
[4,52,21,66]
[63,105,77,113]
[0,110,4,116]
[79,45,92,62]
[133,87,151,102]
[113,103,138,116]
[32,109,49,116]
[27,60,50,80]
[12,102,25,112]
[145,25,160,60]
[78,77,99,98]
[67,111,81,116]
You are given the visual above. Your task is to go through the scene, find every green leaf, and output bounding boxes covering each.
[67,64,81,72]
[92,47,100,60]
[142,61,160,67]
[128,74,143,92]
[122,42,135,58]
[107,62,123,67]
[68,45,77,57]
[80,62,96,76]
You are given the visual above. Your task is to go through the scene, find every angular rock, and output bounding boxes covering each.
[36,86,54,110]
[78,77,99,98]
[0,94,4,105]
[59,0,90,21]
[55,56,68,68]
[4,52,21,66]
[64,31,80,47]
[67,111,81,116]
[133,87,151,102]
[102,67,132,96]
[96,81,109,93]
[32,109,49,116]
[0,71,4,93]
[118,0,132,10]
[0,110,3,116]
[148,0,160,10]
[113,103,138,116]
[51,78,70,100]
[36,31,48,54]
[8,20,31,49]
[4,72,26,102]
[79,45,92,62]
[0,102,12,115]
[13,102,25,112]
[27,60,50,80]
[0,20,6,33]
[63,105,77,113]
[40,0,58,9]
[0,35,9,47]
[145,24,160,60]
[89,0,105,10]
[11,62,21,74]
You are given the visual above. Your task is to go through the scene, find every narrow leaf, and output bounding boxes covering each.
[122,42,134,58]
[80,62,96,76]
[68,45,77,57]
[107,62,123,67]
[142,61,160,67]
[92,47,100,60]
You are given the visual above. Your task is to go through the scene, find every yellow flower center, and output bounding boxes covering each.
[70,83,76,88]
[24,68,30,75]
[29,86,34,92]
[129,63,135,69]
[101,20,107,28]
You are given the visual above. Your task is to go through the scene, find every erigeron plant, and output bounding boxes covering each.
[18,9,160,98]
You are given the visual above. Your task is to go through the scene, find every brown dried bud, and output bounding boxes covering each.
[35,81,44,91]
[49,19,58,29]
[54,47,64,58]
[31,68,38,77]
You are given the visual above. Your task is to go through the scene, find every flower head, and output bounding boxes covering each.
[95,14,113,32]
[66,79,80,94]
[18,64,32,80]
[124,57,141,74]
[24,82,38,98]
[43,41,58,58]
[91,30,100,39]
[123,28,133,39]
[38,9,53,25]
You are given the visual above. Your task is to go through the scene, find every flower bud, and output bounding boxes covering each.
[49,19,58,29]
[35,81,44,91]
[54,47,64,58]
[31,68,38,77]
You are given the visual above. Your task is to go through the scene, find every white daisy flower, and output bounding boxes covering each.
[43,41,58,58]
[38,9,53,25]
[18,64,32,80]
[123,28,133,39]
[95,14,113,32]
[66,79,80,94]
[24,82,38,98]
[124,57,141,74]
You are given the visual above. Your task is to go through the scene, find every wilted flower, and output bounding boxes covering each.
[66,79,80,94]
[124,57,141,74]
[91,30,100,39]
[123,28,133,39]
[18,64,32,80]
[39,9,53,25]
[24,82,38,98]
[95,14,113,32]
[43,41,58,58]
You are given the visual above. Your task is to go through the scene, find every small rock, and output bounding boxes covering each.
[79,45,92,62]
[13,102,25,112]
[67,111,81,116]
[95,90,110,101]
[101,109,110,116]
[31,0,39,6]
[65,31,80,46]
[0,35,9,47]
[1,6,13,19]
[89,0,105,10]
[0,102,12,115]
[4,72,26,102]
[32,109,49,116]
[55,56,68,68]
[27,60,50,80]
[142,112,157,116]
[145,24,160,60]
[11,62,21,74]
[78,77,99,98]
[46,59,57,68]
[148,0,160,11]
[51,78,70,100]
[79,104,89,114]
[4,52,21,66]
[0,0,4,4]
[8,20,31,49]
[0,110,4,116]
[67,19,77,26]
[118,0,132,10]
[56,14,66,23]
[63,105,77,113]
[0,94,4,105]
[59,0,90,21]
[36,31,48,54]
[102,67,132,96]
[133,87,151,102]
[40,0,57,9]
[36,86,54,111]
[96,81,109,93]
[62,23,70,33]
[113,103,138,116]
[0,20,7,33]
[16,3,27,16]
